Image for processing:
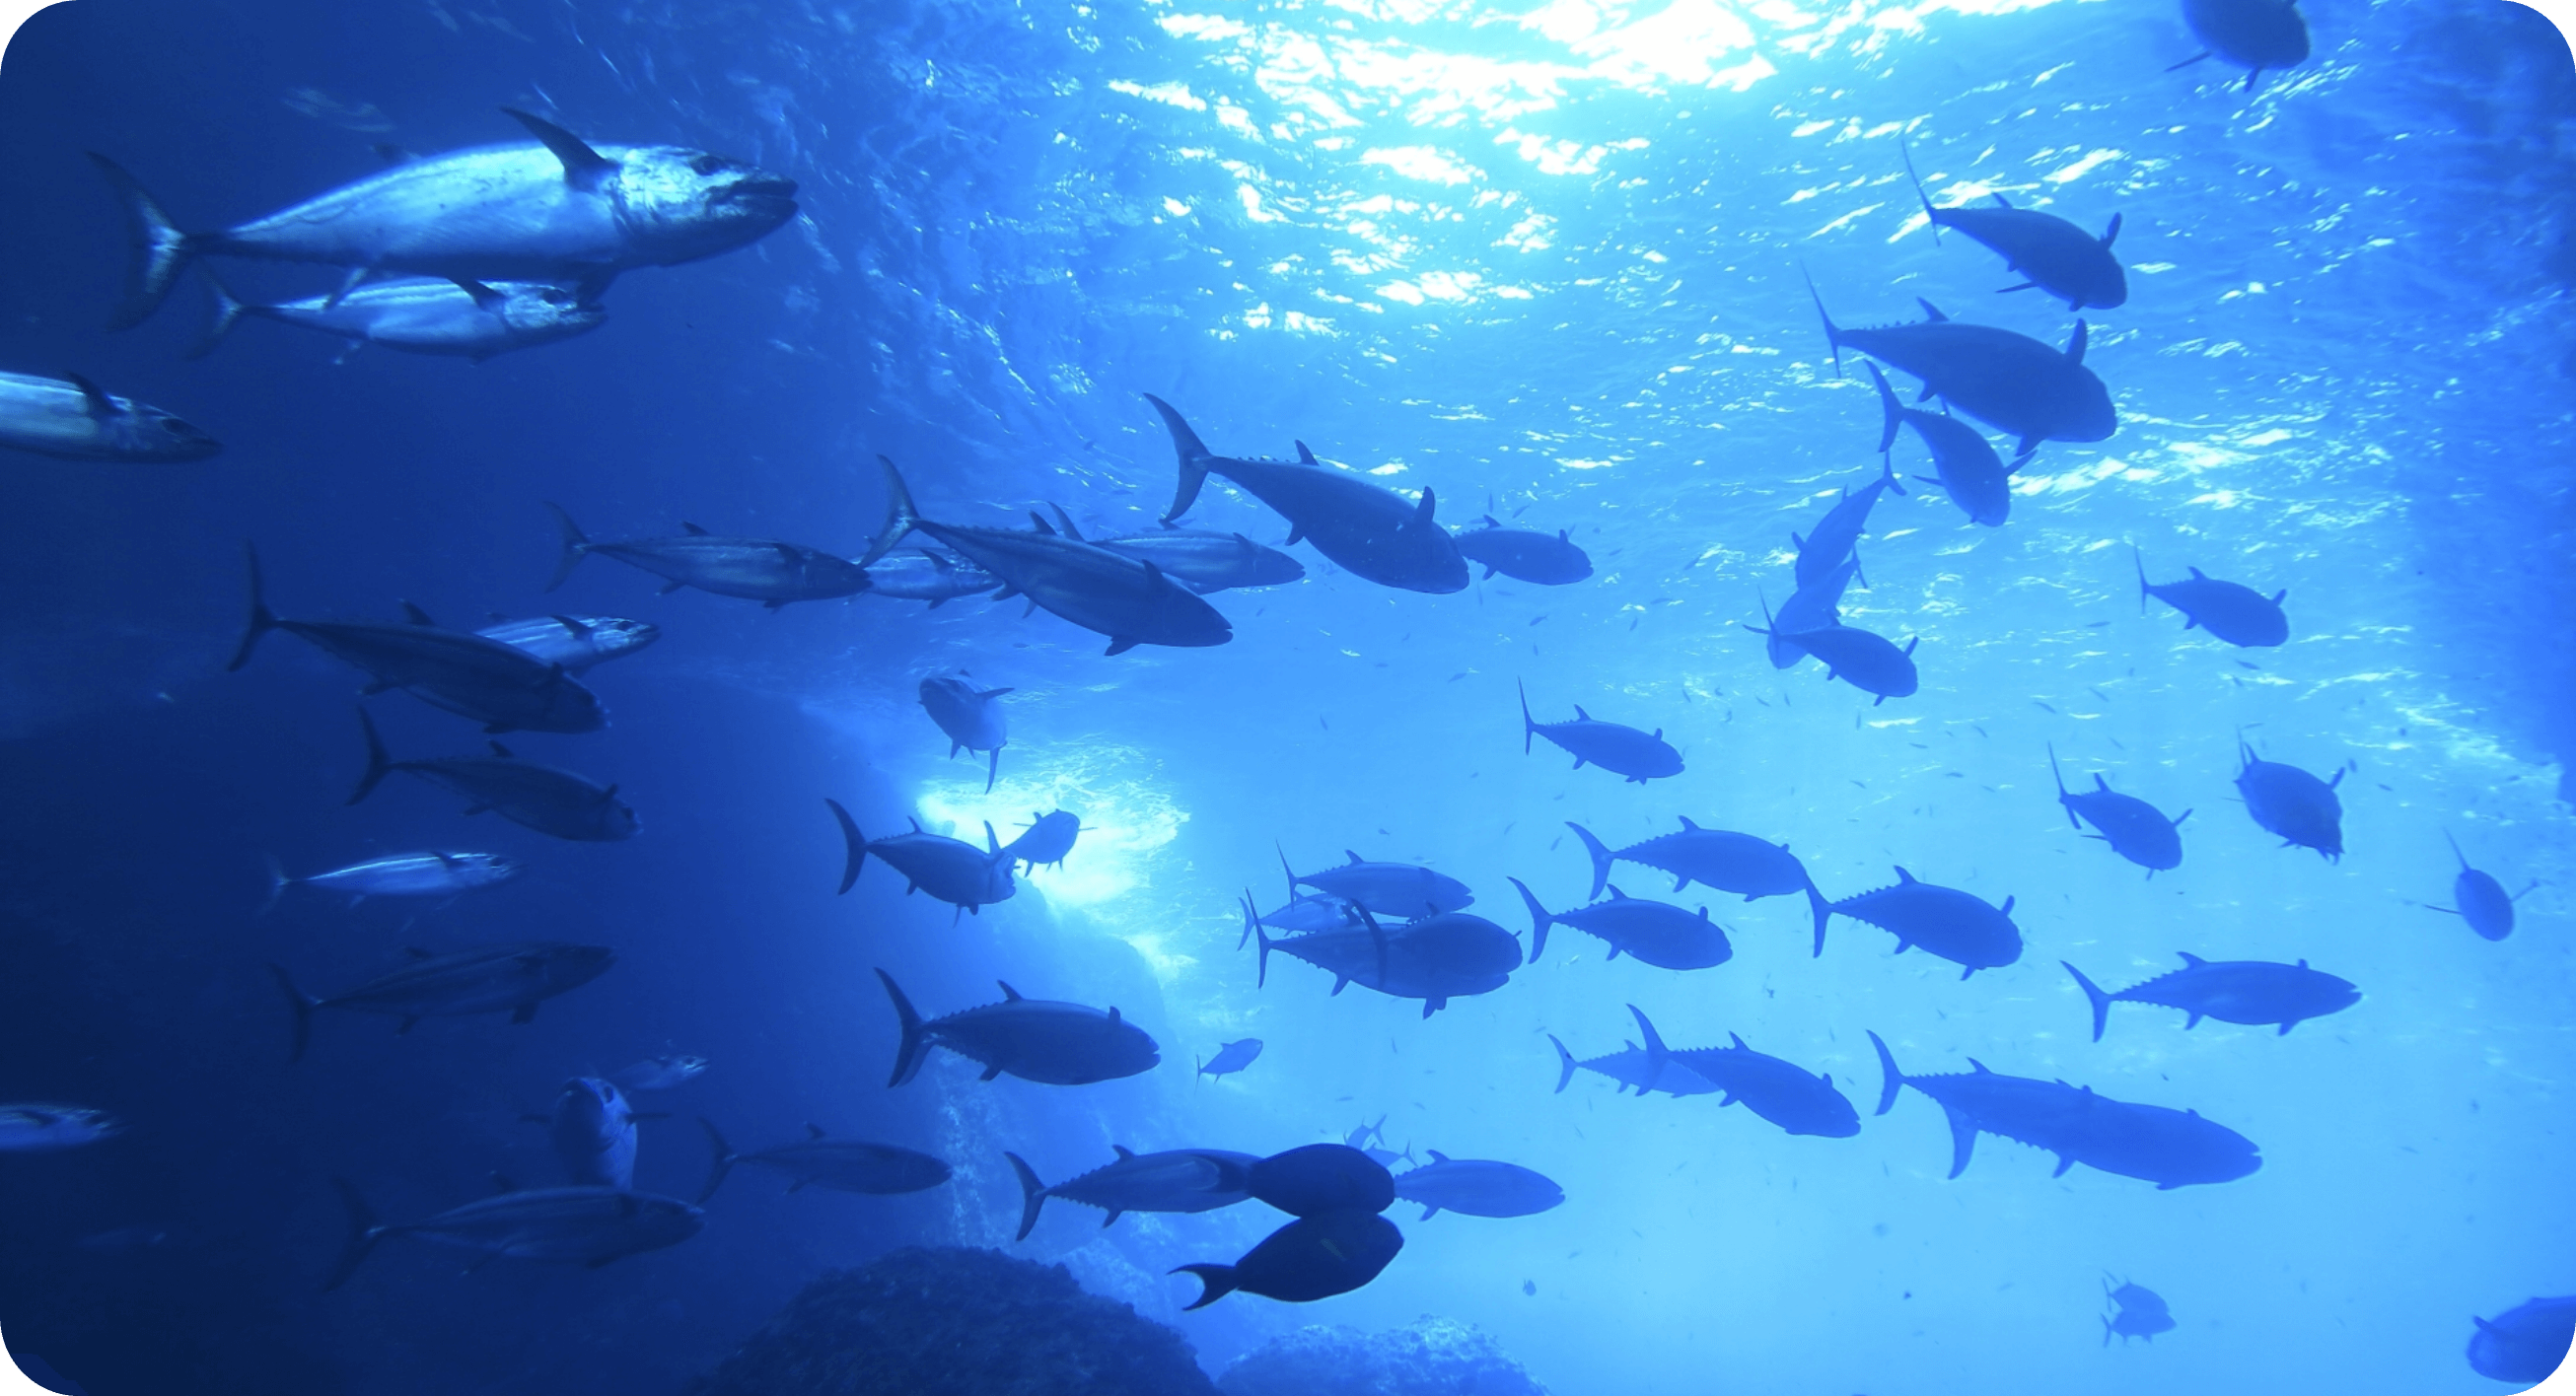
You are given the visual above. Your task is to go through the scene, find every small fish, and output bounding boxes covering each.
[2136,549,2287,648]
[919,676,1010,793]
[263,850,521,912]
[1518,681,1682,784]
[0,1103,123,1152]
[1899,137,2125,312]
[2428,830,2537,942]
[2047,743,2188,874]
[695,1120,949,1204]
[1003,810,1081,874]
[191,270,604,362]
[1197,1038,1264,1080]
[1454,517,1593,585]
[608,1055,708,1092]
[0,369,220,462]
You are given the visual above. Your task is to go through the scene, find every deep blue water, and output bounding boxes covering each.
[2,0,2573,1392]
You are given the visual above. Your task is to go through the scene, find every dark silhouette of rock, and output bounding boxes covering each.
[1218,1317,1546,1396]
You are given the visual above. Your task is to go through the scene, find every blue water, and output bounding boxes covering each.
[2,0,2572,1392]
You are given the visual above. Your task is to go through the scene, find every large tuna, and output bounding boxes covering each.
[1006,1146,1256,1239]
[2431,830,2534,942]
[350,710,637,842]
[1807,275,2115,454]
[918,675,1010,793]
[1899,138,2126,312]
[268,942,615,1061]
[1284,848,1473,918]
[1565,819,1828,953]
[2047,743,2188,874]
[1392,1152,1565,1220]
[696,1120,951,1204]
[546,506,872,609]
[877,970,1159,1087]
[0,369,220,461]
[2234,739,2344,862]
[325,1178,700,1290]
[1630,1008,1858,1139]
[1825,868,2023,976]
[1518,682,1682,784]
[827,800,1015,918]
[1043,505,1305,593]
[2137,549,2288,648]
[2062,954,2358,1040]
[1509,877,1731,971]
[192,270,603,361]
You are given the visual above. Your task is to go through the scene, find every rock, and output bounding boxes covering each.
[1218,1316,1546,1396]
[691,1246,1220,1396]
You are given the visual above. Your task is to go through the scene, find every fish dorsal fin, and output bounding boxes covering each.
[984,821,1002,856]
[2102,212,2122,246]
[503,107,619,191]
[1028,511,1056,535]
[1968,1058,1991,1074]
[2066,319,2090,366]
[2297,957,2308,968]
[2177,951,2206,967]
[1730,1031,1749,1049]
[1415,488,1438,524]
[450,278,507,312]
[1572,705,1593,721]
[400,600,437,626]
[1894,866,1916,884]
[1113,1144,1134,1159]
[550,614,592,636]
[1107,1006,1122,1024]
[1481,514,1500,526]
[1048,503,1084,540]
[1678,815,1700,830]
[997,981,1024,1001]
[2187,565,2208,580]
[1296,441,1320,465]
[1346,850,1364,865]
[2093,774,2111,793]
[682,523,709,535]
[806,1123,826,1140]
[488,740,516,758]
[1140,559,1167,588]
[1429,1150,1452,1164]
[1915,298,1950,322]
[1607,883,1627,899]
[433,851,463,868]
[65,373,119,420]
[907,816,923,832]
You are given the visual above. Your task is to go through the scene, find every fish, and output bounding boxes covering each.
[350,710,638,841]
[0,369,220,461]
[1341,1118,1413,1169]
[2062,954,2360,1040]
[2467,1295,2576,1383]
[608,1055,708,1092]
[1003,810,1082,874]
[2104,1279,2177,1346]
[1565,819,1829,953]
[1763,560,1858,670]
[1868,361,2020,527]
[1866,1031,2100,1180]
[0,1104,122,1152]
[1508,876,1732,971]
[2429,830,2536,942]
[92,107,796,331]
[1899,138,2126,312]
[537,1077,645,1190]
[2047,743,2189,873]
[866,456,1232,655]
[1283,847,1473,917]
[1247,905,1519,1017]
[1145,394,1467,594]
[475,615,660,674]
[1392,1152,1565,1220]
[191,269,604,361]
[877,969,1160,1087]
[860,549,1004,607]
[1173,1208,1403,1308]
[918,675,1010,793]
[1518,681,1683,783]
[1630,1008,1859,1139]
[1547,1032,1720,1099]
[1198,1038,1264,1080]
[695,1120,950,1204]
[827,799,1014,917]
[267,942,613,1061]
[2136,549,2288,647]
[324,1178,702,1290]
[1006,1146,1256,1239]
[2234,739,2344,861]
[1806,274,2115,454]
[1824,868,2022,976]
[1746,602,1920,706]
[545,505,872,608]
[1241,883,1365,946]
[1248,1144,1395,1218]
[262,851,522,911]
[2169,0,2310,92]
[230,544,606,733]
[1453,517,1593,585]
[1792,456,1906,589]
[2060,1092,2262,1189]
[1043,505,1306,593]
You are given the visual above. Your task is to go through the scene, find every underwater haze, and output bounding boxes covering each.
[2,0,2573,1393]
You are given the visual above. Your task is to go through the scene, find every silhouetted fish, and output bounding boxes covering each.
[1565,819,1828,953]
[1509,876,1731,970]
[2062,954,2358,1040]
[2048,743,2188,873]
[1825,868,2022,976]
[325,1178,700,1290]
[1393,1152,1565,1220]
[350,710,638,841]
[1900,139,2126,311]
[538,1077,643,1190]
[1764,560,1857,670]
[0,1104,122,1152]
[2137,549,2287,647]
[1198,1038,1263,1080]
[476,614,660,674]
[0,369,220,461]
[1807,274,2115,453]
[2467,1295,2576,1383]
[1547,1031,1719,1098]
[877,969,1158,1087]
[1249,906,1518,1017]
[860,549,1002,607]
[263,850,521,912]
[919,675,1009,793]
[2062,1092,2262,1190]
[1004,810,1082,873]
[545,505,872,609]
[1867,1032,2099,1180]
[1455,517,1593,585]
[1632,1007,1858,1139]
[1007,1146,1254,1239]
[2234,740,2344,861]
[2431,830,2534,942]
[1173,1208,1402,1307]
[1750,606,1920,705]
[1285,848,1473,917]
[695,1120,950,1204]
[2104,1279,2176,1346]
[2169,0,2310,92]
[1793,457,1905,589]
[1249,1144,1395,1218]
[1870,361,2019,527]
[827,800,1014,917]
[1044,505,1305,593]
[268,942,615,1062]
[1519,681,1682,783]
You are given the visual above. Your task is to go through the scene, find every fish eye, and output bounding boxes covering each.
[688,155,727,175]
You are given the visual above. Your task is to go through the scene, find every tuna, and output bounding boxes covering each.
[2234,739,2344,862]
[1518,681,1683,783]
[325,1179,701,1290]
[1748,606,1921,705]
[860,549,1003,607]
[0,369,220,461]
[1565,819,1829,953]
[1807,274,2115,453]
[1244,884,1365,942]
[475,615,660,674]
[1454,518,1593,585]
[1249,907,1519,1017]
[1285,848,1473,917]
[1044,505,1306,593]
[1763,560,1858,670]
[1630,1008,1859,1139]
[1870,361,2020,526]
[1343,1118,1415,1170]
[1393,1152,1565,1220]
[876,969,1159,1087]
[0,1105,122,1152]
[608,1056,707,1092]
[867,455,1233,655]
[1248,1144,1396,1218]
[2047,743,2188,874]
[1509,876,1731,971]
[2432,831,2535,942]
[2062,954,2359,1040]
[1145,394,1467,594]
[2104,1279,2177,1346]
[827,800,1015,917]
[1007,1147,1255,1239]
[2466,1295,2576,1383]
[1867,1031,2097,1180]
[2170,0,2310,92]
[1003,810,1083,873]
[696,1120,950,1204]
[538,1077,644,1190]
[93,108,795,330]
[263,851,522,911]
[919,675,1010,793]
[1198,1038,1264,1080]
[1792,456,1906,589]
[1547,1032,1720,1099]
[350,710,638,842]
[268,942,615,1061]
[1825,867,2022,976]
[2061,1093,2262,1189]
[191,270,603,361]
[545,505,872,609]
[1899,139,2126,312]
[2136,550,2288,647]
[1173,1208,1403,1308]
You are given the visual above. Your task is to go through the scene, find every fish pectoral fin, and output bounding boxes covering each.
[657,580,687,595]
[977,1062,1005,1082]
[1105,637,1139,657]
[1941,1106,1979,1179]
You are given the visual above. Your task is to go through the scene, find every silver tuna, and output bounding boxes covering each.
[192,271,604,361]
[325,1179,700,1289]
[0,370,220,462]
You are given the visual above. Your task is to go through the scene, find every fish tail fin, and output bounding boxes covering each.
[1880,453,1906,498]
[1508,875,1553,962]
[268,962,319,1064]
[2132,545,2149,614]
[1143,394,1212,524]
[1898,134,1940,244]
[259,854,292,917]
[876,968,930,1086]
[1276,842,1299,904]
[1172,1263,1238,1310]
[2046,742,2082,830]
[185,262,249,360]
[984,745,999,795]
[88,153,194,331]
[1518,678,1537,754]
[1253,912,1274,989]
[226,541,279,671]
[1237,891,1258,953]
[1866,1030,1902,1116]
[2062,961,2114,1042]
[1005,1151,1048,1241]
[1565,822,1612,902]
[1866,361,1902,454]
[1799,262,1843,378]
[347,708,393,806]
[861,455,920,567]
[825,799,865,894]
[2442,827,2469,872]
[542,502,589,593]
[323,1178,384,1291]
[1547,1033,1578,1093]
[1804,880,1830,957]
[693,1118,736,1205]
